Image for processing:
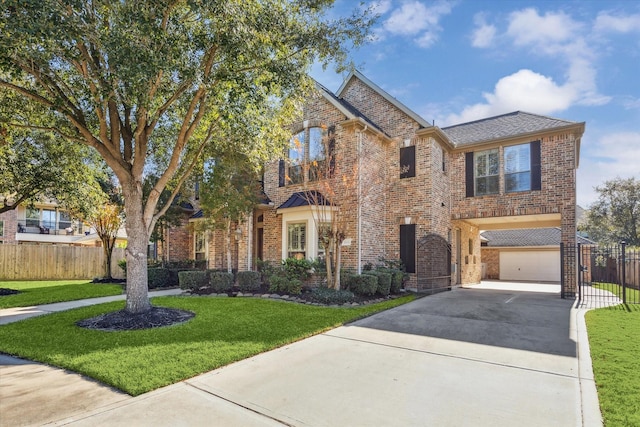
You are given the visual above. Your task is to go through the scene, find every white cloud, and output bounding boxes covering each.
[594,12,640,33]
[449,7,611,125]
[471,13,496,48]
[370,0,393,16]
[577,132,640,206]
[381,0,454,48]
[507,8,581,47]
[445,69,575,124]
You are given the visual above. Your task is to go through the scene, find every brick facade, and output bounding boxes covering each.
[172,71,583,294]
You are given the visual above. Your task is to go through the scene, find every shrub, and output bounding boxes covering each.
[366,271,392,296]
[309,287,355,305]
[345,274,378,296]
[148,268,172,289]
[178,271,209,290]
[210,271,234,292]
[237,271,261,292]
[256,259,277,285]
[282,257,313,281]
[268,274,302,295]
[117,259,127,274]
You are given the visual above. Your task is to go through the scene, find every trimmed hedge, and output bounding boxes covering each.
[345,274,378,296]
[178,271,209,290]
[210,271,234,292]
[365,271,392,296]
[237,271,261,292]
[268,274,302,295]
[309,288,355,305]
[148,268,172,289]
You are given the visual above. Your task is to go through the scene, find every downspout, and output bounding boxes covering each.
[357,127,366,274]
[246,213,253,271]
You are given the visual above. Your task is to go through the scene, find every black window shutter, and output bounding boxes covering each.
[400,224,416,273]
[465,152,475,197]
[400,146,416,179]
[278,159,285,187]
[530,140,541,191]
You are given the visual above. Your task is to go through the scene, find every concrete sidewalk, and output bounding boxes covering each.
[1,286,602,426]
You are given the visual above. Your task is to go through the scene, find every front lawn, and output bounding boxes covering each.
[0,280,123,309]
[586,304,640,426]
[0,295,414,395]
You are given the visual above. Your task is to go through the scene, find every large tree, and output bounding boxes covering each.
[585,177,640,246]
[0,1,373,314]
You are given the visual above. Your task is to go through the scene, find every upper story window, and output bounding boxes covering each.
[465,141,541,197]
[474,149,499,196]
[504,143,531,192]
[282,126,330,186]
[0,220,4,237]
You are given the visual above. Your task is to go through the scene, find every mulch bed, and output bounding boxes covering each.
[0,288,20,296]
[77,307,195,332]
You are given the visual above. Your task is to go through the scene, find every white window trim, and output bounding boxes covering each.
[194,230,208,261]
[279,206,334,261]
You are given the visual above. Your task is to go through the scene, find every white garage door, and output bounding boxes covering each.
[499,250,560,282]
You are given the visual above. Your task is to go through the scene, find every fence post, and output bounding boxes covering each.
[621,241,627,305]
[560,243,565,299]
[577,243,582,301]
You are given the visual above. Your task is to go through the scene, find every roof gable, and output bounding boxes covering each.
[336,70,432,129]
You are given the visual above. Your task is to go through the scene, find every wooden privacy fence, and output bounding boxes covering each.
[0,245,126,281]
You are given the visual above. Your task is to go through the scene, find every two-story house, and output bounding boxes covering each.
[186,70,584,295]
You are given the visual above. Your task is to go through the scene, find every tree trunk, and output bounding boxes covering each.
[101,235,115,280]
[225,218,232,274]
[335,243,342,291]
[122,184,152,314]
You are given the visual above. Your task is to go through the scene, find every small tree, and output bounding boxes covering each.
[199,156,261,273]
[585,177,640,246]
[299,126,382,290]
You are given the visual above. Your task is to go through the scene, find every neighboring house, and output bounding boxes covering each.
[0,199,127,247]
[174,70,585,295]
[481,228,595,282]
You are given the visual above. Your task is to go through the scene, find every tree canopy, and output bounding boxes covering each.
[585,177,640,246]
[0,0,374,313]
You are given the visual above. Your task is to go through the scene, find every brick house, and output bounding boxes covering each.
[183,70,585,295]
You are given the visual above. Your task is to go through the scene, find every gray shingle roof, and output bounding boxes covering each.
[481,228,595,247]
[442,111,580,146]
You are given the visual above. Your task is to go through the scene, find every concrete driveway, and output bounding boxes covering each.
[34,286,599,427]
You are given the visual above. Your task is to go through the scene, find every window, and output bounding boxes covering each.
[0,221,3,237]
[474,149,499,196]
[287,223,306,259]
[42,209,56,229]
[194,232,207,261]
[400,145,416,178]
[465,141,541,197]
[288,131,305,184]
[26,208,39,227]
[441,147,446,173]
[283,126,330,185]
[504,143,531,192]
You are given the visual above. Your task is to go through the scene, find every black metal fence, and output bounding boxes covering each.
[577,243,640,308]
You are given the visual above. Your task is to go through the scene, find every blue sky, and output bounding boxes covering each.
[310,0,640,208]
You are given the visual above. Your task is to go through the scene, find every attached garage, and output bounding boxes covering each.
[499,249,560,282]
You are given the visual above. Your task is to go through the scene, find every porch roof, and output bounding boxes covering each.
[277,191,331,209]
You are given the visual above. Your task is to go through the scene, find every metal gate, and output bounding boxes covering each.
[416,233,452,294]
[577,243,640,308]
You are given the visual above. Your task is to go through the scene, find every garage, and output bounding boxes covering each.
[499,250,560,282]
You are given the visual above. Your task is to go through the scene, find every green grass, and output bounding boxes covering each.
[0,295,415,396]
[586,304,640,426]
[592,282,640,304]
[0,280,124,309]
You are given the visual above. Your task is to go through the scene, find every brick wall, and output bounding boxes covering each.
[482,248,500,279]
[0,209,18,244]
